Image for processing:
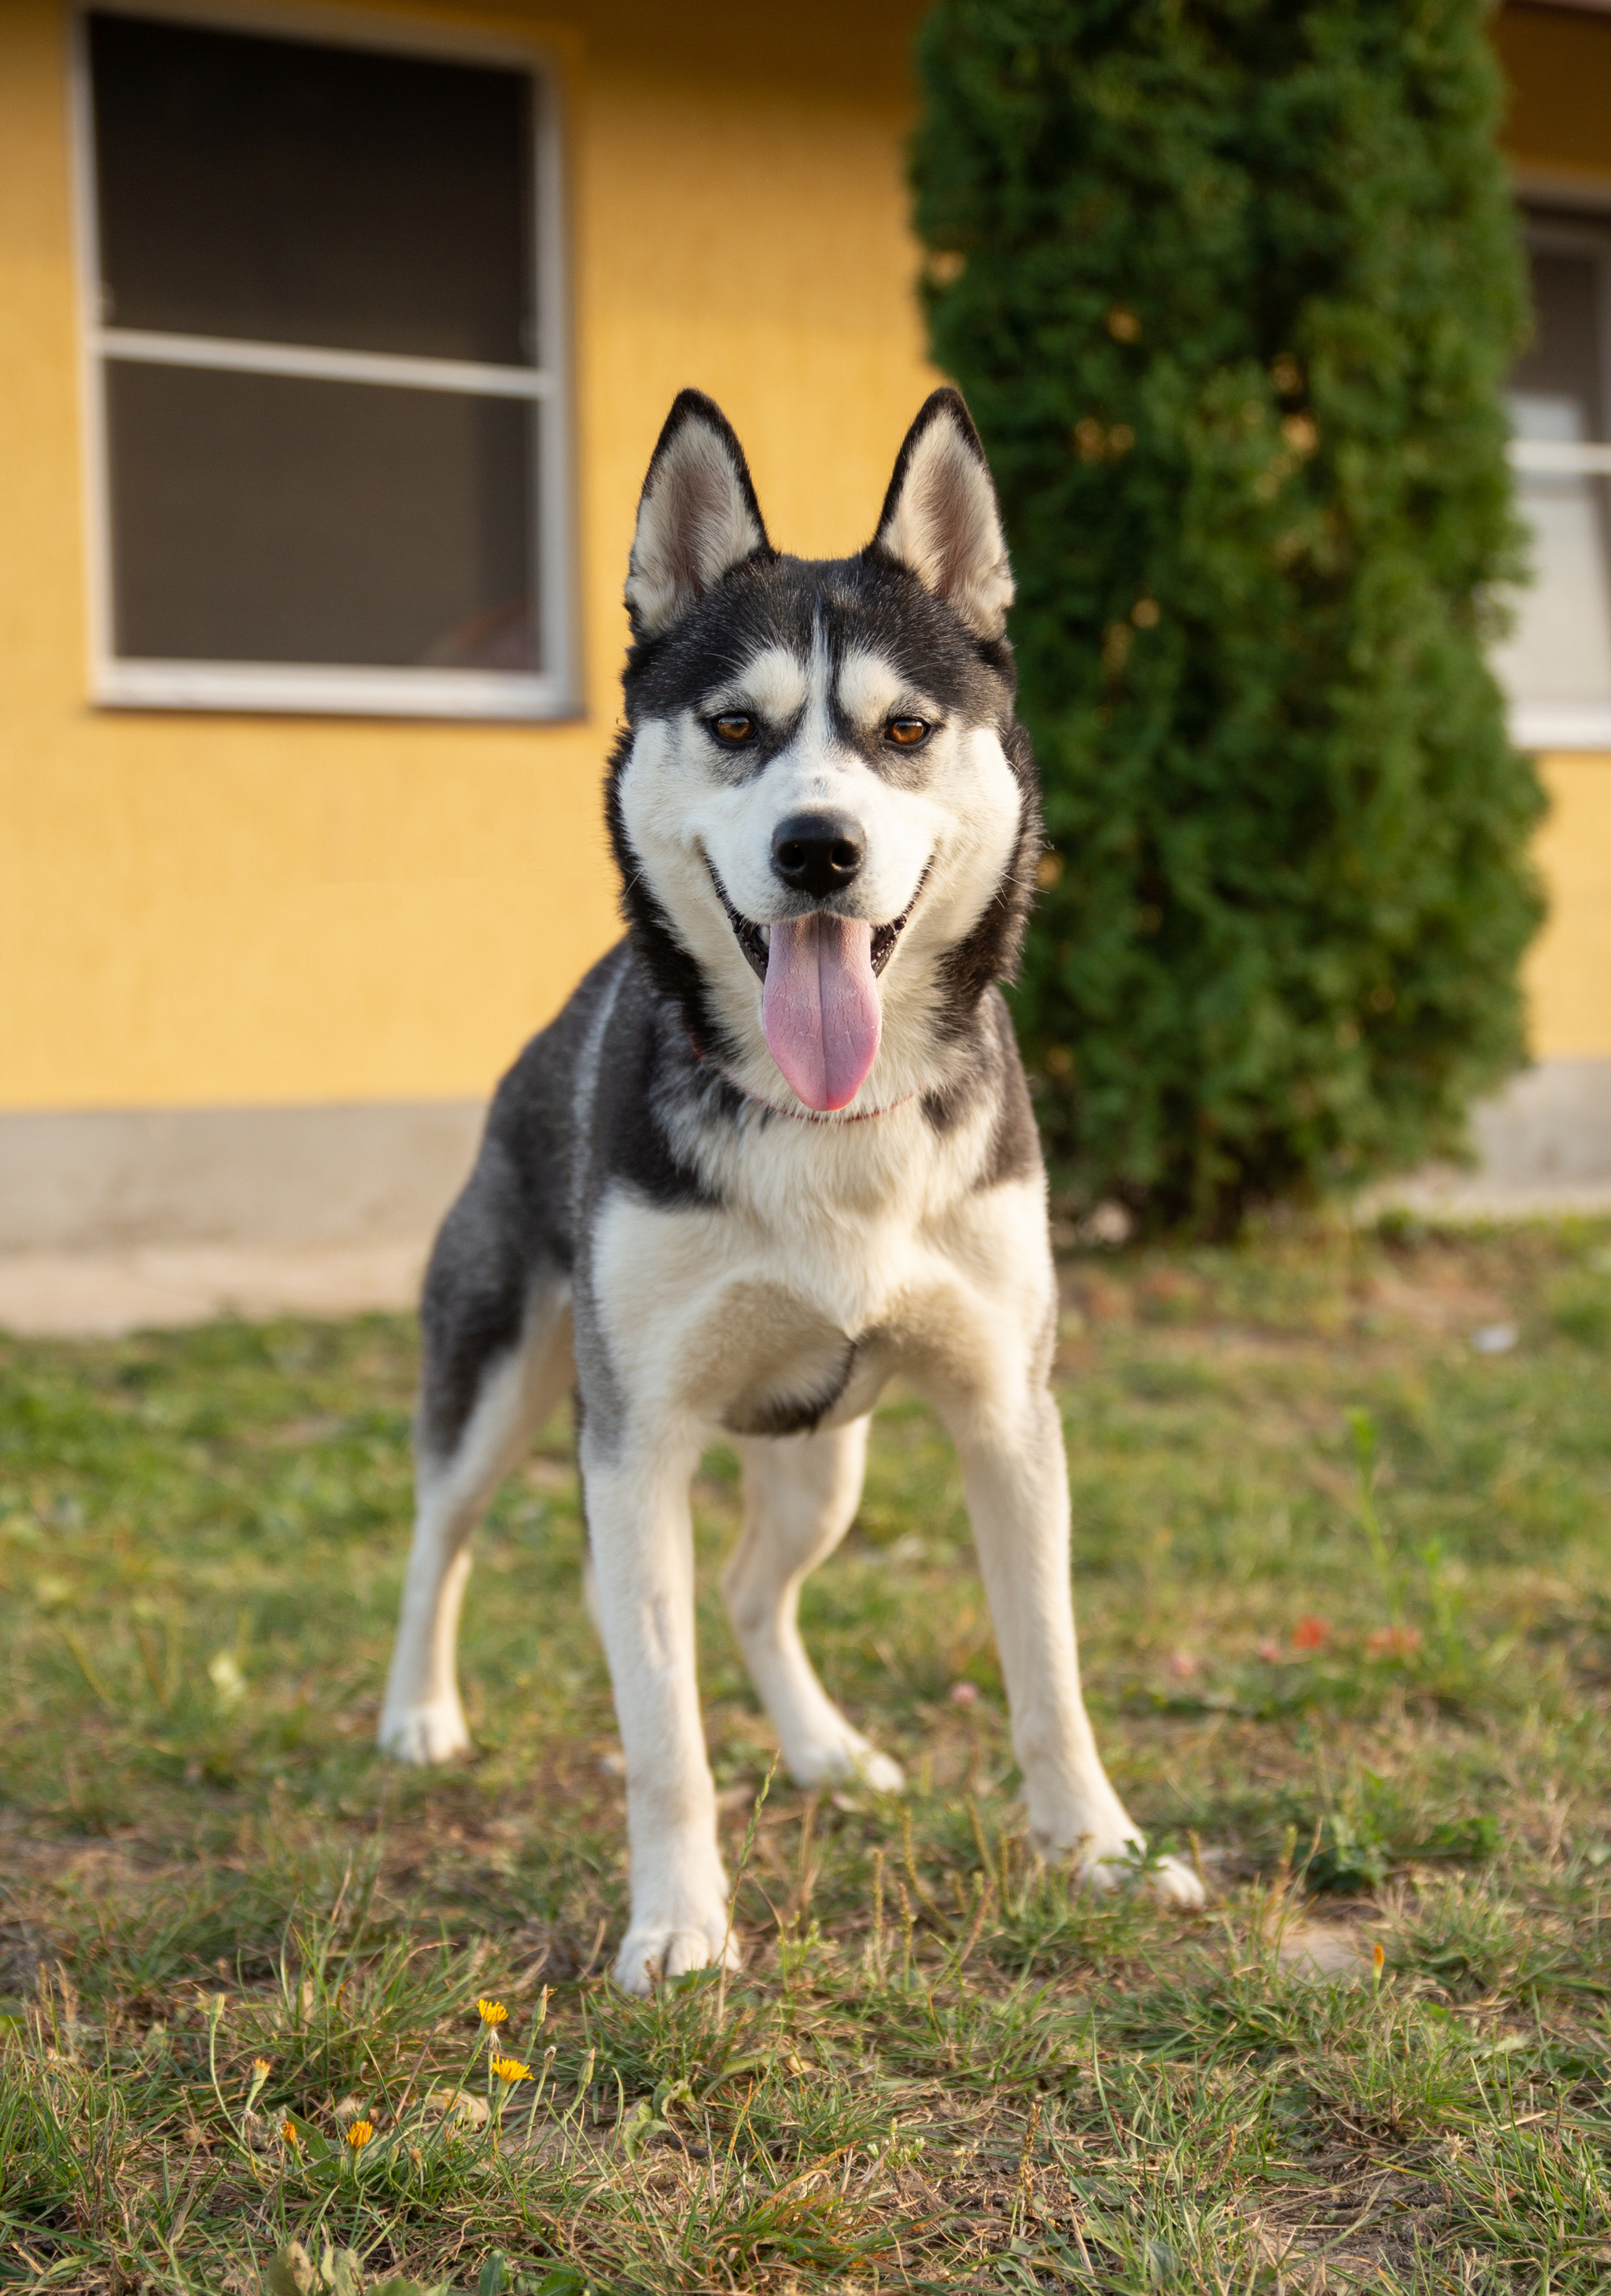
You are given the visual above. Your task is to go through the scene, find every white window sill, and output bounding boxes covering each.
[1510,702,1611,752]
[94,660,579,721]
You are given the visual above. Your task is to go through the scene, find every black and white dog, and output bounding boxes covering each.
[378,387,1202,1990]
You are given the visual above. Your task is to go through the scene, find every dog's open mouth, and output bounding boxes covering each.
[707,863,922,1112]
[710,877,914,987]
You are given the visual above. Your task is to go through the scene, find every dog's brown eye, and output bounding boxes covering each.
[713,713,754,743]
[887,717,928,746]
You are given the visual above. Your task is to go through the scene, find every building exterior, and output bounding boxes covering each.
[0,0,936,1252]
[0,0,1607,1261]
[1480,0,1611,1200]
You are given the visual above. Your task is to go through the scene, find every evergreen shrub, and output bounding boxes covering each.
[912,0,1545,1234]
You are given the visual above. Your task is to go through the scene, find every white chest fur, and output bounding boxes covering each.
[588,1114,1056,1437]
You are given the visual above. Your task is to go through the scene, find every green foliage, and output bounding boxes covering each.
[1550,1260,1611,1350]
[912,0,1546,1233]
[261,2233,577,2293]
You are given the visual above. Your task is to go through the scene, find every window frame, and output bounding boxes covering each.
[1506,187,1611,751]
[68,0,578,722]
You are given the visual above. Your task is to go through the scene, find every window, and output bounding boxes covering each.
[1495,208,1611,750]
[73,6,573,718]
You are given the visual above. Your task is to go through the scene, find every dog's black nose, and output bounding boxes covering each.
[771,812,865,898]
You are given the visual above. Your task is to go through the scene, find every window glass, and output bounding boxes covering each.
[105,363,536,669]
[80,10,565,710]
[88,13,536,365]
[1495,228,1611,715]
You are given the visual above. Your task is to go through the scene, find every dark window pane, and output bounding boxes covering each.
[1499,228,1611,708]
[89,13,535,365]
[1512,245,1605,440]
[106,363,537,669]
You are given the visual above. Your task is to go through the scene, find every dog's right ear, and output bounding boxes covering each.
[625,391,771,640]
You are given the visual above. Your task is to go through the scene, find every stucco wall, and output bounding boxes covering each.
[1528,757,1611,1058]
[1495,0,1611,189]
[0,0,934,1115]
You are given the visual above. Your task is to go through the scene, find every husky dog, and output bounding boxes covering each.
[378,387,1203,1991]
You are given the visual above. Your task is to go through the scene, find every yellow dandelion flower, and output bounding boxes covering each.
[281,2119,300,2147]
[251,2057,271,2078]
[489,2056,533,2084]
[346,2119,374,2150]
[476,1999,510,2026]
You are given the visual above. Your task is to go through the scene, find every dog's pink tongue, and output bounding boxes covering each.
[762,914,882,1112]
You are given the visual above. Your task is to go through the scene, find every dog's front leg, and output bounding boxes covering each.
[581,1414,737,1992]
[952,1382,1204,1905]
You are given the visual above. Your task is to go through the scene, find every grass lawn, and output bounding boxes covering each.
[2,1216,1610,2293]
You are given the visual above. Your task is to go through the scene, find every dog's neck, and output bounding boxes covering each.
[684,1028,919,1125]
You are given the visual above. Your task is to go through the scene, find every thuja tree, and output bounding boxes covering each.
[912,0,1544,1233]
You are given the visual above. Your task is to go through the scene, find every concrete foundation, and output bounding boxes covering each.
[0,1099,485,1254]
[0,1063,1608,1336]
[1371,1057,1611,1219]
[1469,1056,1611,1187]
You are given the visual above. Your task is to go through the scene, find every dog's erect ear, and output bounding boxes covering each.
[871,388,1014,642]
[625,391,771,639]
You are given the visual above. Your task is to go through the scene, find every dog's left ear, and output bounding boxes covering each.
[625,390,771,639]
[871,388,1014,642]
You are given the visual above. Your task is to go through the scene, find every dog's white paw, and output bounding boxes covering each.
[611,1913,740,1996]
[850,1747,906,1795]
[788,1733,905,1796]
[378,1700,470,1765]
[1144,1852,1207,1907]
[1078,1840,1205,1907]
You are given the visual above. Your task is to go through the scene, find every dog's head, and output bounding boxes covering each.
[607,388,1039,1115]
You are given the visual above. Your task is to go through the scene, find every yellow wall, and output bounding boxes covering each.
[1497,4,1611,1060]
[0,0,933,1111]
[1528,758,1611,1056]
[1495,0,1611,186]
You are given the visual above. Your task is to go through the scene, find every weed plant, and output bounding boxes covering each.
[2,1219,1609,2289]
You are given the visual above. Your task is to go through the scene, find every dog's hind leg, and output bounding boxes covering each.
[379,1259,572,1767]
[724,1420,904,1793]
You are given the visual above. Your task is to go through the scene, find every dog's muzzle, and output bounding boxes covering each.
[708,863,917,986]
